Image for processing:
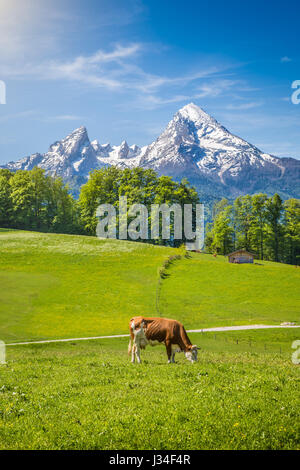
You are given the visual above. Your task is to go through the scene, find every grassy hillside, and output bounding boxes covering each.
[1,330,299,450]
[1,229,299,450]
[0,229,174,342]
[0,229,299,343]
[160,252,300,327]
[0,230,300,341]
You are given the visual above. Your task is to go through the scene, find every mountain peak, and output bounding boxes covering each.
[177,102,213,122]
[66,126,88,139]
[73,125,87,132]
[58,126,89,149]
[1,104,299,201]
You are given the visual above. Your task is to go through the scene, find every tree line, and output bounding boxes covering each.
[205,194,300,265]
[1,167,299,264]
[0,168,82,234]
[79,166,199,245]
[0,166,199,246]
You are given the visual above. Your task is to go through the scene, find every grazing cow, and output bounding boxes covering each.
[128,316,199,364]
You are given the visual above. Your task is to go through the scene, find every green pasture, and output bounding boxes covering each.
[161,252,300,327]
[0,229,174,342]
[1,330,299,450]
[0,229,299,343]
[0,229,299,450]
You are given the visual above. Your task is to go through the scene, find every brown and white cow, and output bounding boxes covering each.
[128,316,199,364]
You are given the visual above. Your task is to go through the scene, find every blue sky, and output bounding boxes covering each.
[0,0,299,163]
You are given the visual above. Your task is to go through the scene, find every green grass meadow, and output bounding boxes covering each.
[0,229,174,342]
[0,229,299,450]
[1,331,299,450]
[161,252,300,327]
[0,229,299,342]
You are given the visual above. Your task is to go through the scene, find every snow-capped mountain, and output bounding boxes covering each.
[139,103,300,198]
[2,103,300,200]
[2,126,145,180]
[3,126,99,180]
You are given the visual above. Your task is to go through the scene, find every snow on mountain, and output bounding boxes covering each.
[141,103,274,175]
[1,103,299,199]
[2,126,145,181]
[140,103,299,197]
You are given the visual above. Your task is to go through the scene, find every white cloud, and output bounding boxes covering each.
[0,0,144,60]
[219,111,300,130]
[0,1,261,114]
[0,0,71,59]
[0,110,38,123]
[225,101,263,110]
[44,44,142,89]
[0,1,253,110]
[131,94,191,110]
[0,110,82,124]
[194,79,239,98]
[132,67,223,94]
[44,115,83,122]
[1,42,236,104]
[281,56,292,63]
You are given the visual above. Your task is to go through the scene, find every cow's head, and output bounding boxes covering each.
[185,345,199,363]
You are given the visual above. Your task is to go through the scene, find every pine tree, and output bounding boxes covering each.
[284,199,300,265]
[265,194,284,262]
[250,193,268,259]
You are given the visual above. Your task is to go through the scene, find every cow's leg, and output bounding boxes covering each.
[166,341,172,364]
[131,344,136,363]
[135,344,142,364]
[171,351,176,363]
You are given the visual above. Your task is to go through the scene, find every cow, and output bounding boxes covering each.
[128,316,199,364]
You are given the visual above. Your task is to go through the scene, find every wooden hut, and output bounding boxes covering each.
[227,249,254,264]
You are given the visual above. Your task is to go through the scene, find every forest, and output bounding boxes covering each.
[0,167,299,264]
[205,194,300,265]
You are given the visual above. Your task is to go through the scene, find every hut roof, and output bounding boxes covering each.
[227,249,256,257]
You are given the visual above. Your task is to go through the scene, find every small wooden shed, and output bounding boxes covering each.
[227,249,254,264]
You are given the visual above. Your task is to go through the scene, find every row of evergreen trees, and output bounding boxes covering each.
[205,194,300,265]
[1,167,299,264]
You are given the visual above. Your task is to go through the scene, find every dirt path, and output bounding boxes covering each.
[5,324,299,347]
